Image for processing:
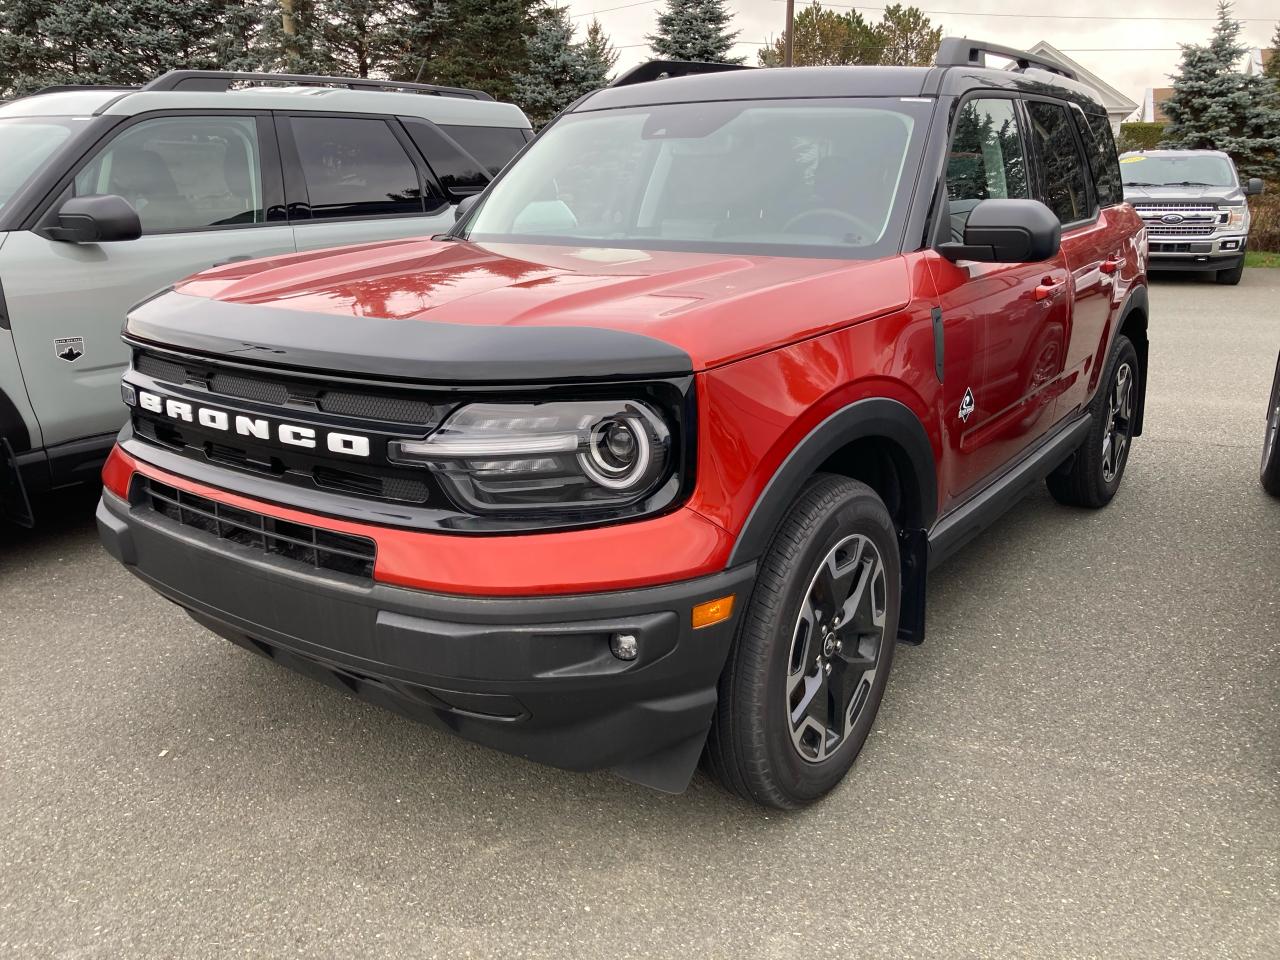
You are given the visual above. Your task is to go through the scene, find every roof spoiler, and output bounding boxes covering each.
[934,38,1078,81]
[142,70,493,101]
[611,60,754,88]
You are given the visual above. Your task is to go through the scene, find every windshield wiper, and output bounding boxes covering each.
[1165,181,1216,187]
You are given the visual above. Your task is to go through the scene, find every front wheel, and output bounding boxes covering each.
[706,474,900,809]
[1262,352,1280,497]
[1047,334,1140,508]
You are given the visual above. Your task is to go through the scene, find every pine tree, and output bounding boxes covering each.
[647,0,743,64]
[319,0,398,78]
[583,18,619,84]
[758,2,880,67]
[874,4,942,67]
[389,0,538,103]
[1266,22,1280,81]
[512,6,602,128]
[1160,1,1280,180]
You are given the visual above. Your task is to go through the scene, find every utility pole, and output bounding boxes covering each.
[784,0,795,67]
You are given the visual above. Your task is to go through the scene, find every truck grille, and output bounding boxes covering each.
[1147,223,1216,237]
[1132,202,1224,238]
[136,476,376,580]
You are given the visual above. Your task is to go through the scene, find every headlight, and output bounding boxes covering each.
[1225,205,1250,231]
[390,400,673,513]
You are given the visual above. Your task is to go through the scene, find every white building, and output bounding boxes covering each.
[1025,41,1139,132]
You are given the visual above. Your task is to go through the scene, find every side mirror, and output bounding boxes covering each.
[938,198,1061,264]
[1245,177,1265,197]
[453,194,480,223]
[48,195,141,243]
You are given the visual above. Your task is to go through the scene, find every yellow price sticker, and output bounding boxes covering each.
[1119,156,1147,163]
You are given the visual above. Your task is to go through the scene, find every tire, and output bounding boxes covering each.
[1216,260,1245,285]
[1262,352,1280,498]
[1047,334,1140,508]
[706,474,900,809]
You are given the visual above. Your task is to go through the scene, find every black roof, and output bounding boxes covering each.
[582,39,1107,116]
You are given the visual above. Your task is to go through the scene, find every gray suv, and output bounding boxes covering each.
[1120,148,1264,286]
[0,70,531,525]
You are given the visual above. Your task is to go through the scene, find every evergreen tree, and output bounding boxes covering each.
[260,0,333,74]
[874,4,942,67]
[389,0,537,103]
[583,17,619,84]
[758,2,880,67]
[1160,2,1280,180]
[647,0,743,64]
[319,0,398,78]
[1266,22,1280,81]
[512,6,603,128]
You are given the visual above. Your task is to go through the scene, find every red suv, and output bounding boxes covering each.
[98,41,1148,808]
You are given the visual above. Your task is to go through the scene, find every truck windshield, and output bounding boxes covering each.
[459,98,931,260]
[1120,154,1237,188]
[0,117,89,211]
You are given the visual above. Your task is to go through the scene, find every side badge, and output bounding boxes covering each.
[958,387,975,423]
[54,337,85,364]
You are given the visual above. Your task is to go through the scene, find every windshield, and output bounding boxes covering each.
[1120,153,1237,188]
[0,117,89,211]
[460,98,931,259]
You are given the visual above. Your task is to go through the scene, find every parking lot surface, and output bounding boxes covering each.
[2,272,1278,959]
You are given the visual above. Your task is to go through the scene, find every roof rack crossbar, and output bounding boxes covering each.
[141,70,494,101]
[934,38,1078,81]
[611,60,754,88]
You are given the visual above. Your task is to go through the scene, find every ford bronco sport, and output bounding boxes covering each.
[1120,148,1264,285]
[98,41,1149,808]
[0,70,530,526]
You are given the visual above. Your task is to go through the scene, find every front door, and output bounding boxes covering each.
[929,96,1072,500]
[3,113,295,449]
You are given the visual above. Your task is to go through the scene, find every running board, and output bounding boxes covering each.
[927,413,1092,570]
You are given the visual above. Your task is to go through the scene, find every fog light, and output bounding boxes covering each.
[121,382,137,406]
[610,633,639,661]
[1221,239,1239,251]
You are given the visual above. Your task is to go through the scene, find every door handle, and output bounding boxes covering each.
[1034,277,1064,301]
[1100,256,1125,275]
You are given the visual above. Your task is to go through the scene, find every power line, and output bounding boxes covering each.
[765,0,1277,22]
[570,0,661,19]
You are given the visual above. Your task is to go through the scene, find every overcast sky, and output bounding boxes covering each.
[563,0,1278,110]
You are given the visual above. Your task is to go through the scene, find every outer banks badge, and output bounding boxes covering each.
[54,337,85,363]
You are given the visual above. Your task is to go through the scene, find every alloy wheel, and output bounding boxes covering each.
[1102,362,1135,484]
[785,534,888,763]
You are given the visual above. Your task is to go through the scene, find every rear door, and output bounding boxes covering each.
[279,113,454,252]
[2,112,295,449]
[927,95,1073,499]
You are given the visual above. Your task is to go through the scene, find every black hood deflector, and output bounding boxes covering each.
[125,291,693,384]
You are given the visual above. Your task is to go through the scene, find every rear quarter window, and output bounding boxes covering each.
[438,125,527,176]
[1076,113,1124,208]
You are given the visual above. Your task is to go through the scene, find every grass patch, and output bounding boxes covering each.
[1245,250,1280,268]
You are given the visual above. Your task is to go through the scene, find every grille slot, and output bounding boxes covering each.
[137,476,376,579]
[209,371,290,406]
[135,354,191,385]
[1147,224,1215,237]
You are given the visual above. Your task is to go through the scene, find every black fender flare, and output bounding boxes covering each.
[0,384,32,453]
[1113,284,1150,436]
[727,397,938,567]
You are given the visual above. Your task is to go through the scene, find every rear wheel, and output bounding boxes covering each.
[1216,259,1245,285]
[1047,335,1139,508]
[706,474,900,809]
[1262,352,1280,498]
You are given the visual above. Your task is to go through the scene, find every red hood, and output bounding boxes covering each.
[176,238,910,371]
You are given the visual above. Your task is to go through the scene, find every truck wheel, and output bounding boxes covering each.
[1047,335,1140,508]
[706,474,900,808]
[1216,260,1245,285]
[1262,352,1280,498]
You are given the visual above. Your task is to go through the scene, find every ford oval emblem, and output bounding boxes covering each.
[1161,214,1185,224]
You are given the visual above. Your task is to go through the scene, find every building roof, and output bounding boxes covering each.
[1025,41,1139,118]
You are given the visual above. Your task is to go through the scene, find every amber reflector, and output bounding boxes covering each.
[692,595,735,629]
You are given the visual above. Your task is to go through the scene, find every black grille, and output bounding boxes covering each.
[133,349,447,425]
[137,476,376,579]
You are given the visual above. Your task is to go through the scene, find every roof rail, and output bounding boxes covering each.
[26,84,139,98]
[142,70,494,101]
[612,60,754,88]
[934,38,1078,81]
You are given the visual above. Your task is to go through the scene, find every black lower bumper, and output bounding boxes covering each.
[1148,252,1244,273]
[97,489,754,792]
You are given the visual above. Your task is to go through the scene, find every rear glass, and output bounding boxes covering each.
[439,124,527,176]
[1076,113,1124,207]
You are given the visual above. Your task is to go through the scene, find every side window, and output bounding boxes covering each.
[1026,101,1095,225]
[404,120,490,198]
[74,116,264,234]
[1076,112,1124,207]
[438,125,527,176]
[289,117,429,220]
[945,98,1028,237]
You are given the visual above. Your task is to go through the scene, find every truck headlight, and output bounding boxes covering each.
[1225,205,1250,231]
[390,400,673,513]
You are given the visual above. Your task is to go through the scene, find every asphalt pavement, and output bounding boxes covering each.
[2,270,1277,959]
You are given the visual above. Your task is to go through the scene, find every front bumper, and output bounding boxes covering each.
[1146,234,1247,272]
[97,487,754,793]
